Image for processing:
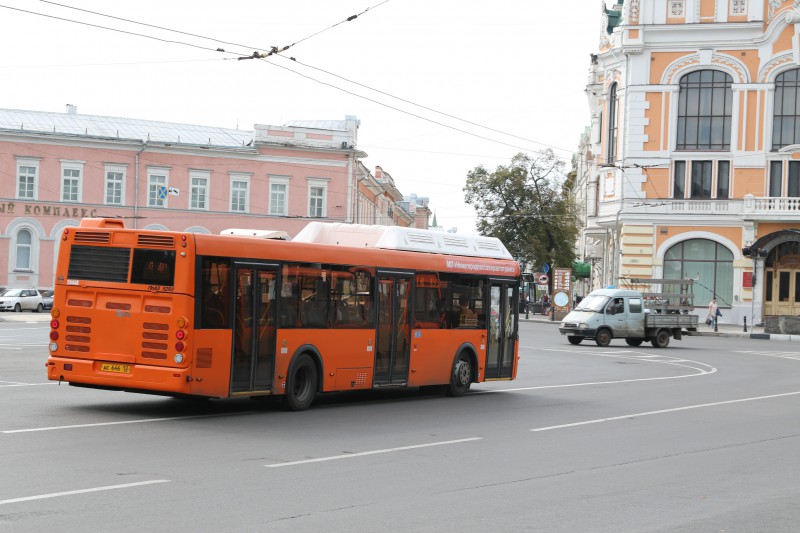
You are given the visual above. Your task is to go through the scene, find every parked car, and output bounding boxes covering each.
[0,289,44,312]
[40,290,54,310]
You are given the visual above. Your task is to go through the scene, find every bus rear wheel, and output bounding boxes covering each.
[446,353,472,397]
[283,354,318,411]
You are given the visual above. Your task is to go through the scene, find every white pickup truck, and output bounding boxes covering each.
[558,287,698,348]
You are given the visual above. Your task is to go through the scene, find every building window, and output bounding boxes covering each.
[308,180,327,218]
[677,70,733,151]
[664,238,733,307]
[17,160,38,200]
[269,176,290,216]
[148,170,168,208]
[61,163,83,202]
[672,160,730,198]
[731,0,746,15]
[15,229,32,270]
[772,69,800,150]
[105,166,125,205]
[190,172,210,210]
[230,174,250,213]
[607,83,618,164]
[769,160,800,197]
[673,161,686,198]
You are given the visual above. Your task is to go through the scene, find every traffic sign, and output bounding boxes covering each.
[537,273,549,284]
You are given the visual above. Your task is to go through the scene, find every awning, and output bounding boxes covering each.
[572,261,591,278]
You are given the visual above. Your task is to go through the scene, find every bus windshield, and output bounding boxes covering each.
[575,294,610,312]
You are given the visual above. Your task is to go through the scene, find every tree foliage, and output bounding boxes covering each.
[463,150,579,270]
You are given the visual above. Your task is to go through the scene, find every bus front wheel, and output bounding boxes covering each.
[283,354,318,411]
[447,353,472,397]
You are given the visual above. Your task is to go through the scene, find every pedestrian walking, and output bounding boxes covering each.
[707,297,718,330]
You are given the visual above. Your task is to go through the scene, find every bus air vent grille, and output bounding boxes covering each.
[67,246,130,283]
[476,241,503,253]
[74,231,110,244]
[407,233,437,246]
[138,235,175,247]
[442,236,470,249]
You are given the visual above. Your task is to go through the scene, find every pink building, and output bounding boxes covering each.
[0,107,427,290]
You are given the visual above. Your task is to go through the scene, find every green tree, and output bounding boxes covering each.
[463,150,579,270]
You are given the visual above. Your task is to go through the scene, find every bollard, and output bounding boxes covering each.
[743,316,747,333]
[714,316,718,333]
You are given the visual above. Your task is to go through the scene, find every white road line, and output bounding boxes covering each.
[530,390,800,432]
[3,412,248,433]
[265,437,482,468]
[0,480,170,506]
[0,382,53,388]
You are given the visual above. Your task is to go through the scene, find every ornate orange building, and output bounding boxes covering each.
[579,0,800,326]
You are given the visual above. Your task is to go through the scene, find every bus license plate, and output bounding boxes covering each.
[99,363,130,374]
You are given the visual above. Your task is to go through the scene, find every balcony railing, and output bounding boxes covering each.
[595,195,800,220]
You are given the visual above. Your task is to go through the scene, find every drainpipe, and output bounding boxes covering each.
[134,141,147,229]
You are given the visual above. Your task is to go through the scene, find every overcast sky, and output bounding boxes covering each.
[1,0,606,234]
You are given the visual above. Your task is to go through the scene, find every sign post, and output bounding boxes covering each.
[552,268,572,322]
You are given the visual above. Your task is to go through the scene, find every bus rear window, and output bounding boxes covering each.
[68,245,130,282]
[131,249,176,286]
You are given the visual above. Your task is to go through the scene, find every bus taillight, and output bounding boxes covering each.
[175,341,185,352]
[50,319,59,329]
[176,329,186,340]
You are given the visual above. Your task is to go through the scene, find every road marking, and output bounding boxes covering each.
[0,382,53,388]
[736,350,800,361]
[265,437,482,468]
[530,390,800,432]
[0,480,170,506]
[495,348,716,393]
[2,412,249,433]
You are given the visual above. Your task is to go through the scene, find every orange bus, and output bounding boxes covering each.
[46,219,520,410]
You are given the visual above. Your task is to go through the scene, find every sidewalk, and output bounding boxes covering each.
[519,312,800,342]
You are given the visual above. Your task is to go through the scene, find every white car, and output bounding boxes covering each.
[0,289,44,312]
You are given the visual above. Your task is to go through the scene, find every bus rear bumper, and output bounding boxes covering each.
[47,356,191,395]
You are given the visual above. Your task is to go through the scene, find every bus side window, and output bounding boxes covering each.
[200,257,230,329]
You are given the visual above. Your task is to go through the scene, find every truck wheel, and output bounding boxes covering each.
[652,330,670,348]
[625,338,643,347]
[567,336,582,345]
[595,329,612,347]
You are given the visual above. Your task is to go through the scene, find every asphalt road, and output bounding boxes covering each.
[1,318,799,532]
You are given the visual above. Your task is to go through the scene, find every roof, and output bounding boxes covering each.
[284,119,349,131]
[0,107,254,147]
[293,222,514,260]
[587,288,641,298]
[606,3,623,34]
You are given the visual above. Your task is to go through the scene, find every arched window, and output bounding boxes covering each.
[663,238,733,307]
[606,83,618,163]
[772,68,800,150]
[677,70,732,150]
[15,229,32,270]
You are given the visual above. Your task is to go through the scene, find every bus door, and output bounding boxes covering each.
[232,263,278,395]
[485,280,516,379]
[374,272,412,386]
